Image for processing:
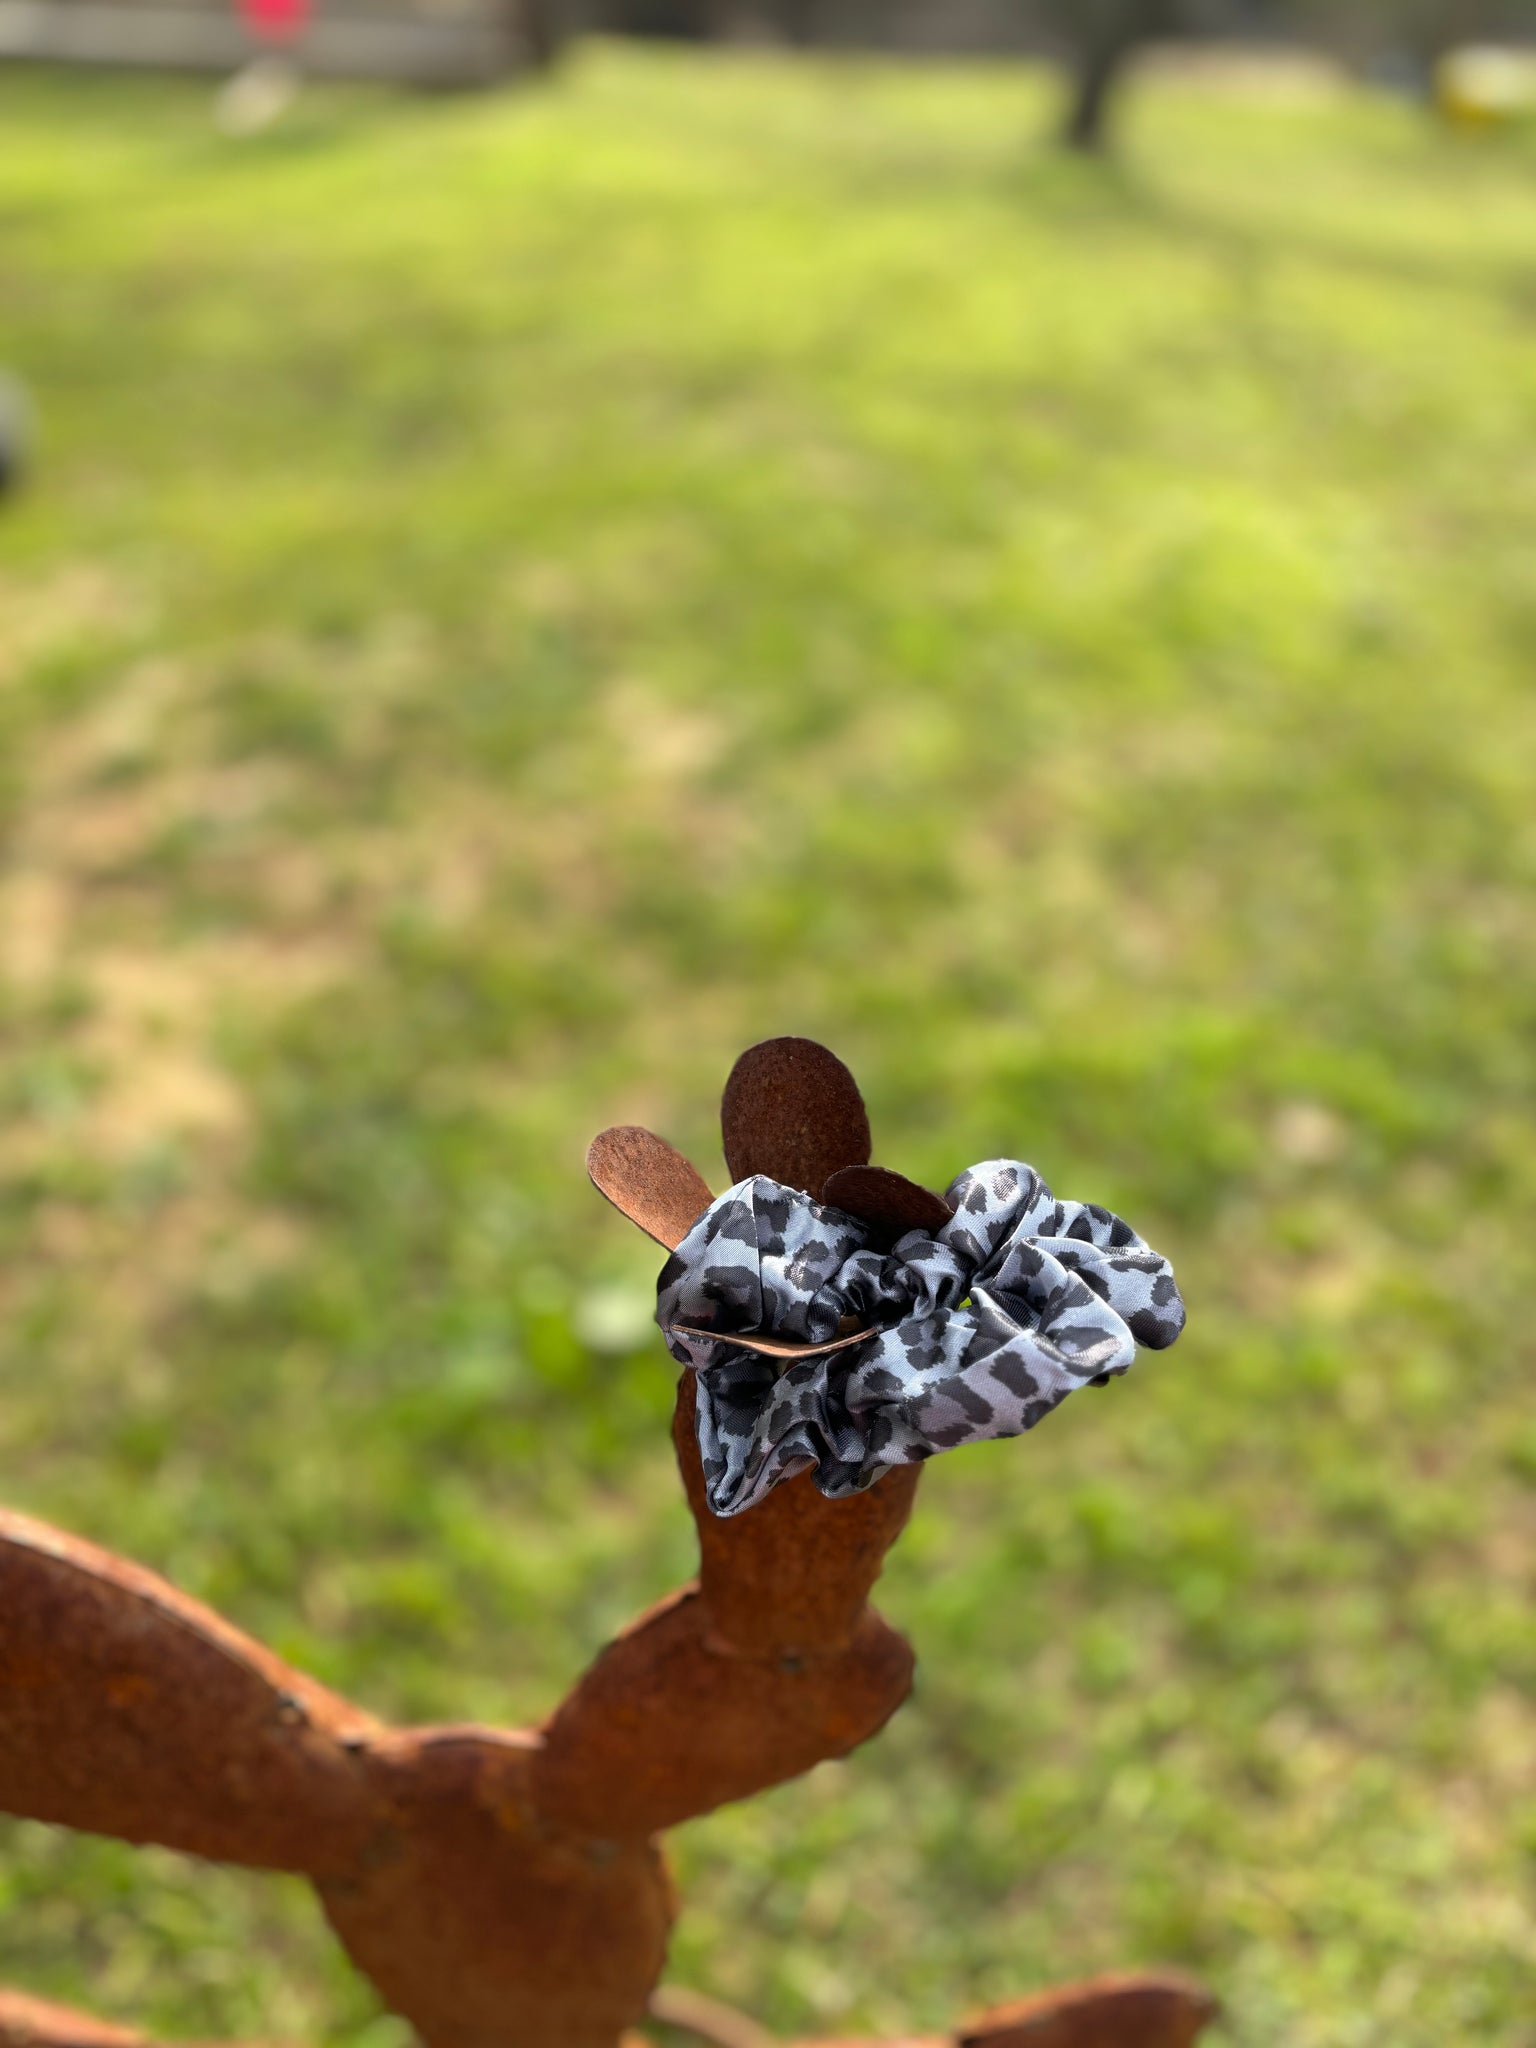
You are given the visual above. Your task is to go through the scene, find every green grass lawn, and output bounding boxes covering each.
[1,43,1534,2048]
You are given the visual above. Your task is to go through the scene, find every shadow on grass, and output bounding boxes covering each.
[962,128,1536,327]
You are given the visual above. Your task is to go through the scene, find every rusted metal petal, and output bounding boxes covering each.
[665,1323,876,1362]
[720,1039,871,1196]
[322,1728,672,2048]
[956,1975,1220,2048]
[533,1586,913,1837]
[820,1166,953,1241]
[0,1509,384,1877]
[672,1374,919,1658]
[588,1127,715,1251]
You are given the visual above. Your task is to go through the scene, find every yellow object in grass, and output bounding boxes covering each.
[1435,44,1536,129]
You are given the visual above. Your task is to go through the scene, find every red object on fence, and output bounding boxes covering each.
[239,0,308,44]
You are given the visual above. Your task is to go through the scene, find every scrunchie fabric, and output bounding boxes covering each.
[658,1162,1185,1518]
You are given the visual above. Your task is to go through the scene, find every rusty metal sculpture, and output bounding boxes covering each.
[0,1040,1218,2048]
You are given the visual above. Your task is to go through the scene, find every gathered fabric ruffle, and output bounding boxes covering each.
[657,1162,1185,1517]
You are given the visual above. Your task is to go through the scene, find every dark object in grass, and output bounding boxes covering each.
[0,1040,1215,2048]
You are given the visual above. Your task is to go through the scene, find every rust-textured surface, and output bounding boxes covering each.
[588,1126,715,1251]
[955,1975,1219,2047]
[0,1509,383,1876]
[322,1729,672,2048]
[529,1337,922,1929]
[820,1166,953,1242]
[674,1373,920,1656]
[721,1037,871,1194]
[0,1041,1217,2048]
[534,1585,912,1836]
[790,1977,1220,2048]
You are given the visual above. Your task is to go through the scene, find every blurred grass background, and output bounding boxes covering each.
[1,43,1534,2048]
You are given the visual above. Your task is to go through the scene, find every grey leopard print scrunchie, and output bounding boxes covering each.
[658,1162,1185,1518]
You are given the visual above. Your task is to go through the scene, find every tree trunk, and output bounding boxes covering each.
[1059,0,1170,153]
